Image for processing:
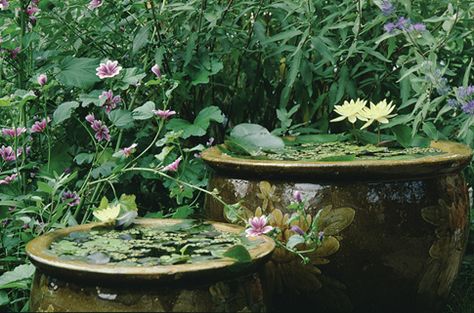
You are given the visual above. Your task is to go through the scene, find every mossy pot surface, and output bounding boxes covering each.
[202,140,473,313]
[26,218,275,312]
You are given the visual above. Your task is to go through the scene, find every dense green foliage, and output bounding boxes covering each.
[0,0,473,311]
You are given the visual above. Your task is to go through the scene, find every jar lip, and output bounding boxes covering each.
[26,218,275,282]
[201,141,473,179]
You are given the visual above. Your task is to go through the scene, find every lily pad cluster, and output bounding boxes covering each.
[49,221,257,266]
[222,140,442,162]
[222,123,443,161]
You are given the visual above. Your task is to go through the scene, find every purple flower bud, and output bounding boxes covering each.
[291,225,305,236]
[409,23,426,32]
[37,74,47,86]
[293,190,303,202]
[151,64,162,78]
[383,22,397,33]
[380,0,395,16]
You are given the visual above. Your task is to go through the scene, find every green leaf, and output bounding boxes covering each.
[392,125,413,148]
[295,134,346,144]
[118,194,138,212]
[108,109,134,129]
[79,90,103,107]
[223,245,251,263]
[37,181,53,194]
[286,234,305,249]
[117,68,146,90]
[228,123,284,155]
[172,206,194,219]
[132,101,155,120]
[53,101,80,126]
[98,196,109,210]
[194,106,225,129]
[57,57,100,89]
[0,291,9,306]
[167,106,224,139]
[132,26,149,54]
[74,153,95,165]
[0,264,35,290]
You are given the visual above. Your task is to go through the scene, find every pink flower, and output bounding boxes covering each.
[31,119,48,133]
[96,60,122,79]
[151,64,161,78]
[152,109,176,119]
[120,143,137,158]
[88,0,103,9]
[0,146,20,162]
[162,157,182,172]
[26,5,39,15]
[62,191,80,207]
[85,113,96,124]
[37,74,47,86]
[99,90,121,113]
[0,173,18,185]
[245,215,273,237]
[0,0,8,10]
[85,115,111,142]
[32,0,39,4]
[2,127,26,138]
[9,47,20,59]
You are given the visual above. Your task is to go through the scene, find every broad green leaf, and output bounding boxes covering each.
[57,57,100,89]
[286,234,305,249]
[108,109,134,129]
[53,101,79,126]
[74,153,94,165]
[132,101,155,120]
[0,291,9,306]
[172,206,194,219]
[194,106,225,129]
[118,194,138,212]
[228,123,284,155]
[223,245,251,263]
[0,264,35,289]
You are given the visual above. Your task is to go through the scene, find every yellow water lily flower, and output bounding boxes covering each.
[359,99,397,129]
[330,98,367,124]
[93,204,120,223]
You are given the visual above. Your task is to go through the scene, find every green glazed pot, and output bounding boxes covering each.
[26,218,275,312]
[202,141,473,313]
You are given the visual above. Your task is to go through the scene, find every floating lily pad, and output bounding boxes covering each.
[49,221,254,266]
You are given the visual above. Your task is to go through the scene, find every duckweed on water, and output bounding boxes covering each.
[221,141,443,161]
[49,221,258,266]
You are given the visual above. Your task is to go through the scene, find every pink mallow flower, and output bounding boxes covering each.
[162,157,181,172]
[37,74,47,86]
[152,109,176,119]
[2,127,26,138]
[62,191,80,207]
[120,143,138,158]
[0,173,18,185]
[0,0,8,10]
[0,145,21,162]
[151,64,161,78]
[96,60,122,79]
[88,0,103,10]
[245,215,273,237]
[31,119,48,133]
[26,5,39,15]
[99,90,121,113]
[85,114,111,142]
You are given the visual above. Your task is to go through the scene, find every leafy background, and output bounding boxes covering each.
[0,0,473,312]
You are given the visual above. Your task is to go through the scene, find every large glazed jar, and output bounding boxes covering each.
[202,141,472,313]
[26,218,274,312]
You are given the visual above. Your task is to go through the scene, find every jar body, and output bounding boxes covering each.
[205,172,470,313]
[30,269,266,312]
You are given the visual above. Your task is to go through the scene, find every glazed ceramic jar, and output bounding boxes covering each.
[202,141,472,313]
[26,219,275,312]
